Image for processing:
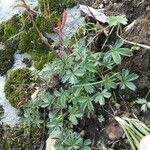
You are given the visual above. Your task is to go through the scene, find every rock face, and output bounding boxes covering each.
[0,0,38,23]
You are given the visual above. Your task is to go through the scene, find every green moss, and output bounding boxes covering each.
[17,0,76,70]
[3,15,21,41]
[18,31,32,53]
[0,124,42,150]
[0,22,5,42]
[20,13,32,31]
[0,105,4,118]
[92,0,102,8]
[4,68,35,108]
[0,15,21,67]
[35,16,52,32]
[0,37,19,75]
[0,49,14,75]
[30,50,55,70]
[61,0,76,8]
[39,0,76,13]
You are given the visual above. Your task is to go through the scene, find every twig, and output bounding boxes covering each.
[117,34,150,50]
[145,89,150,99]
[102,26,115,49]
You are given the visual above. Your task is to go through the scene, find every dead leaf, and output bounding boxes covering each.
[79,5,107,23]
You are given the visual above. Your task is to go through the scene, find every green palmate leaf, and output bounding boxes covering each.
[94,90,111,105]
[63,131,81,149]
[74,68,85,77]
[69,107,83,125]
[62,73,70,83]
[56,129,91,150]
[41,93,54,108]
[54,88,69,108]
[141,104,148,112]
[83,139,91,146]
[84,85,95,94]
[79,96,94,112]
[114,39,124,48]
[117,15,128,25]
[62,69,78,85]
[107,15,128,26]
[147,102,150,108]
[117,69,139,91]
[125,73,139,81]
[69,74,78,84]
[117,48,132,57]
[108,40,132,64]
[136,98,150,112]
[112,51,121,64]
[85,62,97,73]
[125,82,137,91]
[47,114,63,137]
[136,98,147,104]
[98,115,105,123]
[103,77,117,90]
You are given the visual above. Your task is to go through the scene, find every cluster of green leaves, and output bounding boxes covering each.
[23,94,43,128]
[23,15,139,150]
[53,129,91,150]
[107,15,128,27]
[136,98,150,112]
[36,38,137,148]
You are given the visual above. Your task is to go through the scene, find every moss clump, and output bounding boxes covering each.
[18,15,56,70]
[3,15,21,41]
[0,105,4,118]
[0,22,5,42]
[0,15,21,72]
[29,50,55,70]
[0,48,14,75]
[18,31,32,53]
[19,14,54,53]
[39,0,76,13]
[0,124,42,150]
[4,68,35,108]
[0,37,19,75]
[18,0,76,70]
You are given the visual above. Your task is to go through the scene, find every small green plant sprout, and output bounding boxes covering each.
[98,115,105,124]
[136,98,150,112]
[107,15,128,27]
[117,69,139,91]
[115,116,150,150]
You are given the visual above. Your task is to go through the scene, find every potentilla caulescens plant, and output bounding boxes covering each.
[23,15,140,149]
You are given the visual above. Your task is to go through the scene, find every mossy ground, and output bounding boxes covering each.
[0,38,19,75]
[4,68,35,108]
[0,124,42,150]
[0,15,21,75]
[2,15,21,41]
